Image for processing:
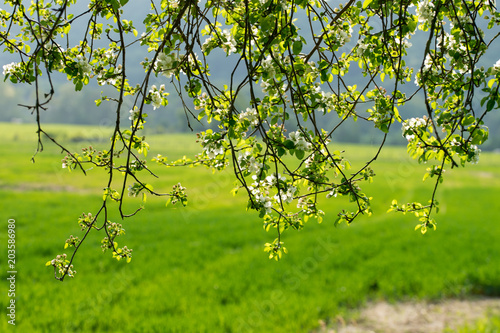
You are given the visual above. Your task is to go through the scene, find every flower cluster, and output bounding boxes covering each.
[46,253,76,278]
[239,107,259,126]
[129,106,141,121]
[101,221,131,262]
[468,144,481,164]
[112,246,133,262]
[167,183,188,206]
[198,131,225,159]
[194,92,209,111]
[202,29,237,55]
[155,52,178,78]
[261,55,277,78]
[129,160,146,172]
[168,0,179,9]
[402,117,427,142]
[289,131,312,151]
[436,32,461,56]
[64,235,80,249]
[237,151,263,174]
[78,212,94,230]
[337,26,353,45]
[148,84,168,109]
[2,62,20,76]
[416,0,435,26]
[75,54,92,77]
[107,221,125,237]
[297,197,324,216]
[326,187,338,199]
[492,59,500,75]
[274,184,297,205]
[221,29,237,55]
[248,174,282,214]
[245,172,299,215]
[96,64,122,86]
[356,39,373,57]
[394,36,413,49]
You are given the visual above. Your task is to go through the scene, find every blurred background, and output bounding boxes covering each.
[1,1,500,332]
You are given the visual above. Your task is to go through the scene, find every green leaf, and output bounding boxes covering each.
[283,140,295,149]
[363,0,373,9]
[486,98,496,112]
[261,16,274,32]
[292,40,303,55]
[295,149,305,160]
[423,172,430,182]
[75,80,83,91]
[481,95,489,107]
[461,115,475,126]
[320,70,329,82]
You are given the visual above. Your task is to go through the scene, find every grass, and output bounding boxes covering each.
[1,122,500,332]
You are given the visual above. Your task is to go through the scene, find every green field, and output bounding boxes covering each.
[1,122,500,332]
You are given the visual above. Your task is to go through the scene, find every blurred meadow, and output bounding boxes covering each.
[1,122,500,332]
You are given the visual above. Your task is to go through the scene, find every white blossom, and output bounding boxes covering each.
[416,0,435,25]
[326,188,337,199]
[423,53,434,72]
[289,131,312,151]
[75,55,92,76]
[169,0,179,8]
[239,107,259,126]
[469,145,481,164]
[2,62,19,76]
[151,92,162,109]
[261,55,276,77]
[96,64,122,86]
[129,107,140,121]
[202,36,213,53]
[257,195,273,214]
[493,59,500,74]
[274,186,296,204]
[155,52,177,78]
[265,173,286,186]
[338,27,353,44]
[436,32,457,52]
[238,152,263,174]
[148,84,166,110]
[402,117,427,141]
[128,185,135,197]
[202,138,224,159]
[394,37,412,49]
[221,29,237,55]
[450,138,461,146]
[356,39,370,56]
[103,49,116,60]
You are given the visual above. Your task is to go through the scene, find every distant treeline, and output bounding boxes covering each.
[1,76,498,150]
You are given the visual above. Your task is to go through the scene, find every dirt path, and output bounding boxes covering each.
[318,298,500,333]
